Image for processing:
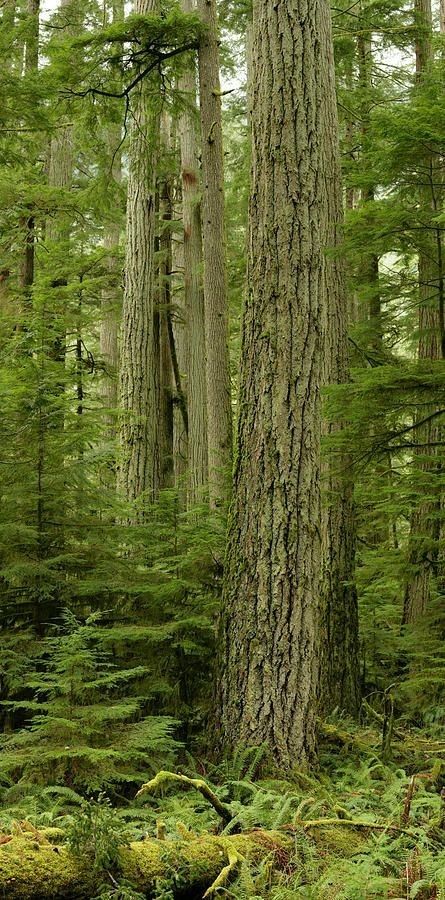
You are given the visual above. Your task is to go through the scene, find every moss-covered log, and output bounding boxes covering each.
[0,830,293,899]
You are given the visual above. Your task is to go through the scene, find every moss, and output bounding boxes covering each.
[306,825,367,857]
[0,830,293,899]
[0,837,97,899]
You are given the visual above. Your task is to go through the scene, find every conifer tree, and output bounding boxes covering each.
[219,0,346,767]
[100,0,125,447]
[402,0,444,625]
[197,0,232,507]
[180,0,208,508]
[118,0,161,512]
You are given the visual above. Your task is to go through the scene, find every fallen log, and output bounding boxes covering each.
[0,830,293,899]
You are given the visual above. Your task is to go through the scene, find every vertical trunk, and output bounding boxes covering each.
[197,0,232,507]
[357,23,392,549]
[46,0,74,253]
[180,0,207,507]
[34,0,75,631]
[403,0,443,625]
[118,0,160,510]
[158,112,174,490]
[24,0,39,72]
[357,29,382,356]
[319,21,360,715]
[46,119,73,370]
[171,208,189,490]
[19,0,39,307]
[220,0,341,768]
[100,0,124,442]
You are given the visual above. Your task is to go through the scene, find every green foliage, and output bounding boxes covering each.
[0,612,180,798]
[66,792,127,871]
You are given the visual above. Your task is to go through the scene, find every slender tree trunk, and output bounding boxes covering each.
[357,28,382,356]
[403,0,443,625]
[319,20,360,715]
[158,112,175,490]
[180,0,207,508]
[219,0,343,769]
[100,0,124,443]
[197,0,232,507]
[118,0,160,511]
[171,202,189,491]
[19,0,39,307]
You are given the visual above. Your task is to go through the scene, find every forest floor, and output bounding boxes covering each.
[0,717,444,899]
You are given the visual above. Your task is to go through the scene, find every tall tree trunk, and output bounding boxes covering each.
[118,0,160,511]
[100,0,124,444]
[158,112,175,490]
[357,27,382,357]
[171,202,189,492]
[197,0,232,507]
[403,0,443,625]
[219,0,342,769]
[19,0,39,307]
[319,22,360,715]
[180,0,207,508]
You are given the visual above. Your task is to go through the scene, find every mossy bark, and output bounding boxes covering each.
[0,831,292,899]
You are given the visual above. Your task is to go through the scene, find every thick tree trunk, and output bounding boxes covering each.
[197,0,232,507]
[180,0,208,508]
[403,0,443,625]
[219,0,342,769]
[118,0,160,510]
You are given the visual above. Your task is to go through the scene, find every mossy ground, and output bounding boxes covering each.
[0,721,444,898]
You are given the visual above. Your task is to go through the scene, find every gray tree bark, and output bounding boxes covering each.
[180,0,208,508]
[118,0,160,510]
[158,112,175,490]
[197,0,232,507]
[100,0,124,443]
[219,0,345,768]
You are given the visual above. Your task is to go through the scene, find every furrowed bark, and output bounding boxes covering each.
[100,0,124,445]
[118,0,161,512]
[220,0,344,768]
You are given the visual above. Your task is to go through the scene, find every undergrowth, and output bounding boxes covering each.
[0,721,444,898]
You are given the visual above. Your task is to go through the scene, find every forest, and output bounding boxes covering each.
[0,0,445,897]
